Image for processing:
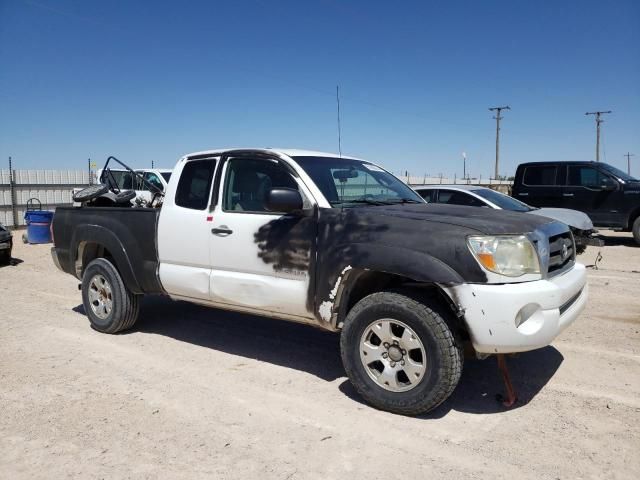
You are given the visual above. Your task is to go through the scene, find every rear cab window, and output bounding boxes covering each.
[175,159,217,210]
[523,166,559,186]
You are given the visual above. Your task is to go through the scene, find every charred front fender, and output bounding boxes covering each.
[314,243,470,328]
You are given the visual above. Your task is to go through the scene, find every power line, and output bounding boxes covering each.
[336,85,342,157]
[585,110,611,162]
[625,152,635,175]
[489,105,510,179]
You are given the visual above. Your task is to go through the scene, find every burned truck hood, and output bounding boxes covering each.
[365,203,556,234]
[315,203,565,287]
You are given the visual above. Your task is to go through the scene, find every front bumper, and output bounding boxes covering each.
[442,263,588,354]
[0,240,11,250]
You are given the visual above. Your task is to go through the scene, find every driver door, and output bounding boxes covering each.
[208,154,317,319]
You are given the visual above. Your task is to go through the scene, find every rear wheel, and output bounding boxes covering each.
[340,290,463,415]
[0,248,10,265]
[633,217,640,246]
[81,258,140,333]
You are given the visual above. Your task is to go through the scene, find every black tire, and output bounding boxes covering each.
[81,258,140,333]
[73,184,109,203]
[340,290,463,416]
[0,248,10,265]
[633,217,640,246]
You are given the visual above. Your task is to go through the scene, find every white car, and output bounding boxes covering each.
[413,184,602,253]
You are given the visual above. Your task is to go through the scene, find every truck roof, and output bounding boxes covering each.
[517,161,598,167]
[413,184,486,191]
[183,148,363,161]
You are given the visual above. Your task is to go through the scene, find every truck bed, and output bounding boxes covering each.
[52,207,164,294]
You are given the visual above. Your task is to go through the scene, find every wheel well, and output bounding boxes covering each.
[75,241,113,278]
[629,208,640,230]
[337,270,467,339]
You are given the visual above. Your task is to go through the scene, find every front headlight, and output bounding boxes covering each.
[467,235,540,277]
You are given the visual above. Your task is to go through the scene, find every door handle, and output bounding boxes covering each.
[211,225,233,236]
[518,193,528,196]
[563,193,574,197]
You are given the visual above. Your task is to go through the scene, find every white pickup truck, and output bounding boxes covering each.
[51,148,588,415]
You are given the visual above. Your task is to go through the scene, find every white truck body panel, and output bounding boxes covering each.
[157,150,321,318]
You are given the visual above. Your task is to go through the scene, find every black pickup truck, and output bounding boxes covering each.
[51,148,588,415]
[512,161,640,244]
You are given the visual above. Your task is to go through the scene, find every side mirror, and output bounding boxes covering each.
[265,188,303,213]
[600,176,617,191]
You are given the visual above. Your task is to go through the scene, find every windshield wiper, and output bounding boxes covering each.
[330,199,392,206]
[387,198,422,204]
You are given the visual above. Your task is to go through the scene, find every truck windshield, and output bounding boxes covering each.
[293,156,424,206]
[600,164,638,183]
[472,188,533,212]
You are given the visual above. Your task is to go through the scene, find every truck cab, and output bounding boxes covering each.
[512,161,640,243]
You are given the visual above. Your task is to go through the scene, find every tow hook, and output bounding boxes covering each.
[496,354,517,408]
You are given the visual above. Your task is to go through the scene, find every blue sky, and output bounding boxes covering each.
[1,0,638,178]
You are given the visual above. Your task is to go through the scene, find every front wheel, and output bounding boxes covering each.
[340,290,463,416]
[81,258,140,333]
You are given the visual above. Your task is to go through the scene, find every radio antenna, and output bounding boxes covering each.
[336,85,342,157]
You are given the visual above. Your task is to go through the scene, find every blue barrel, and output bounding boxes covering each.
[24,210,54,244]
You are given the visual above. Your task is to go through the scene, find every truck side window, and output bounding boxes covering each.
[144,172,164,192]
[438,190,485,207]
[523,166,558,186]
[223,158,300,212]
[416,189,435,203]
[567,166,601,188]
[175,159,216,210]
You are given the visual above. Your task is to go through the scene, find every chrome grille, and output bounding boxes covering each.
[547,232,575,276]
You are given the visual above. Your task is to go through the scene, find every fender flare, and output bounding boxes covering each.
[70,224,142,294]
[628,206,640,230]
[315,243,467,327]
[338,243,465,284]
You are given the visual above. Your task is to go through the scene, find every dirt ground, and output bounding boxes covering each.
[1,231,639,479]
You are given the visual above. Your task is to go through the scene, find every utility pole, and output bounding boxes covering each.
[8,156,18,228]
[585,110,611,162]
[625,152,635,175]
[462,152,467,179]
[336,85,342,157]
[489,106,510,179]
